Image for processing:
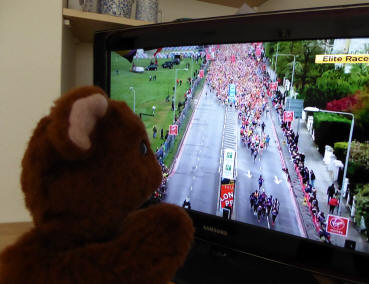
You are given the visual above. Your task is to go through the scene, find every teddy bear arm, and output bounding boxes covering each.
[89,203,195,284]
[12,204,195,283]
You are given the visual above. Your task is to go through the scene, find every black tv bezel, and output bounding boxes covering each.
[94,4,369,282]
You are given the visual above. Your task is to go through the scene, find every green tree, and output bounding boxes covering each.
[265,40,334,91]
[302,65,369,109]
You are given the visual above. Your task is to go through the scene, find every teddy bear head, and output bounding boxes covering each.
[21,86,162,239]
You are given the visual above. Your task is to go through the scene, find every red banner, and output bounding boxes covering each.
[169,124,178,136]
[327,215,349,237]
[199,69,204,78]
[283,111,294,122]
[220,184,234,209]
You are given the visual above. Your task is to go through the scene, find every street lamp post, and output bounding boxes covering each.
[129,87,135,113]
[173,68,188,123]
[304,107,355,216]
[274,43,279,76]
[291,55,296,95]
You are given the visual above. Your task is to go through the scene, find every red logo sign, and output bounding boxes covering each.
[199,69,204,78]
[220,184,234,209]
[169,124,178,136]
[283,111,294,122]
[270,82,278,91]
[327,215,349,237]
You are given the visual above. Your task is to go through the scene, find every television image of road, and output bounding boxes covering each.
[111,40,369,254]
[165,83,224,217]
[164,44,303,237]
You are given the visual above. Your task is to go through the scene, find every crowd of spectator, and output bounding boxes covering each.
[150,163,169,203]
[273,91,333,243]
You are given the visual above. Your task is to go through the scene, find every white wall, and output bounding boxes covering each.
[258,0,369,12]
[75,43,94,86]
[0,1,63,222]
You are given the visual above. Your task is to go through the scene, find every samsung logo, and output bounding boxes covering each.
[203,225,228,236]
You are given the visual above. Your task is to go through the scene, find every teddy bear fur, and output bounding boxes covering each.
[0,86,194,284]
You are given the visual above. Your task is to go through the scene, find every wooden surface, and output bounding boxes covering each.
[0,222,33,253]
[197,0,268,8]
[62,8,152,43]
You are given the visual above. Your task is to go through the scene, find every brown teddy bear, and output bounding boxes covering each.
[0,86,194,283]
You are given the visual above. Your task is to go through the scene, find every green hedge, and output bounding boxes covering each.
[333,141,369,191]
[355,184,369,233]
[313,112,351,154]
[334,142,347,162]
[348,163,369,192]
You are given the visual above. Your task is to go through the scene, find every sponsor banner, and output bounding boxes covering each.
[315,54,369,64]
[228,84,236,103]
[283,111,294,122]
[327,215,349,237]
[270,82,278,91]
[199,69,204,78]
[222,149,235,180]
[220,184,234,209]
[229,84,236,96]
[169,124,178,136]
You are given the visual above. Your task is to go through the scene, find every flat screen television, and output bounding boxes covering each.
[94,4,369,282]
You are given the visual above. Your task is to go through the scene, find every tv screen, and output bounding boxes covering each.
[94,5,369,281]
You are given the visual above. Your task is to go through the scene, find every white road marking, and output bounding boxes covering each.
[247,170,252,178]
[274,176,282,184]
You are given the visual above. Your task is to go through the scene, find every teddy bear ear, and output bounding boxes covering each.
[68,93,108,151]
